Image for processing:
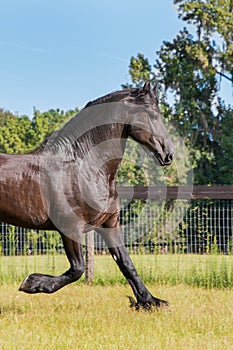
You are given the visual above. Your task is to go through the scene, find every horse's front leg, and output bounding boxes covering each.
[108,245,168,309]
[98,222,168,310]
[19,232,84,294]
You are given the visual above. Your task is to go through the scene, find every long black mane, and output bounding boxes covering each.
[84,88,138,108]
[34,87,142,153]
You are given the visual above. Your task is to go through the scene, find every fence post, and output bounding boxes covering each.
[85,230,94,282]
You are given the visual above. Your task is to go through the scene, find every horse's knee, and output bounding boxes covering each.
[69,265,85,281]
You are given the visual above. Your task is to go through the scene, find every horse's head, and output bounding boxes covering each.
[126,81,174,166]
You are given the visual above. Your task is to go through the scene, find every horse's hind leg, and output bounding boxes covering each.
[98,222,168,310]
[19,233,84,294]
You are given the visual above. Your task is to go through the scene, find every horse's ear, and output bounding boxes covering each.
[143,81,151,93]
[152,83,157,94]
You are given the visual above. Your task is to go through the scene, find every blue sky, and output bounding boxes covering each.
[0,0,231,117]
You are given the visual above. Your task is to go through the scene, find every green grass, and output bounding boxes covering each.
[93,254,233,289]
[0,255,233,349]
[0,283,233,350]
[1,254,233,289]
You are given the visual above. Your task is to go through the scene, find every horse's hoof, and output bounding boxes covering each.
[19,273,45,294]
[152,297,169,308]
[19,275,31,293]
[128,296,137,308]
[128,295,169,311]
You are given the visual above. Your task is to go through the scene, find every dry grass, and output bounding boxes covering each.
[0,282,233,350]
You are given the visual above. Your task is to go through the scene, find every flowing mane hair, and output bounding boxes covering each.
[84,88,137,108]
[33,87,143,154]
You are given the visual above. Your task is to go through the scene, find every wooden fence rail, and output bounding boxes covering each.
[117,185,233,200]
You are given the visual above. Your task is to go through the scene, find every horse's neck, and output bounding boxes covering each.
[78,123,127,156]
[77,124,127,182]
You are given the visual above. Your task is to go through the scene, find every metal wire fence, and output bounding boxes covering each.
[0,187,233,286]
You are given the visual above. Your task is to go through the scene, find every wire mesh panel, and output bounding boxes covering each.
[92,199,233,255]
[0,223,68,281]
[183,199,233,254]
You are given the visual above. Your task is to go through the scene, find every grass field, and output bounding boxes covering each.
[1,254,233,289]
[0,283,233,350]
[0,254,233,349]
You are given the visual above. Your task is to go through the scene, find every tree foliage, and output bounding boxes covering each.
[0,108,78,154]
[214,107,233,184]
[122,54,152,88]
[0,111,31,153]
[174,0,233,81]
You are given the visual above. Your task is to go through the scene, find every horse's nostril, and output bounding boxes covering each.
[165,153,173,165]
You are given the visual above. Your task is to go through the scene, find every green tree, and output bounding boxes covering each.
[214,107,233,184]
[174,0,233,81]
[122,53,152,88]
[0,107,79,154]
[0,108,17,127]
[28,108,70,150]
[0,112,31,153]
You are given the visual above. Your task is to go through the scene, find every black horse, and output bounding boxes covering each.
[0,81,174,309]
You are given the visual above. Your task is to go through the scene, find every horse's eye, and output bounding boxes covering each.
[149,112,158,120]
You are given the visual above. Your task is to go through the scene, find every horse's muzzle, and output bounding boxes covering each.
[164,153,173,165]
